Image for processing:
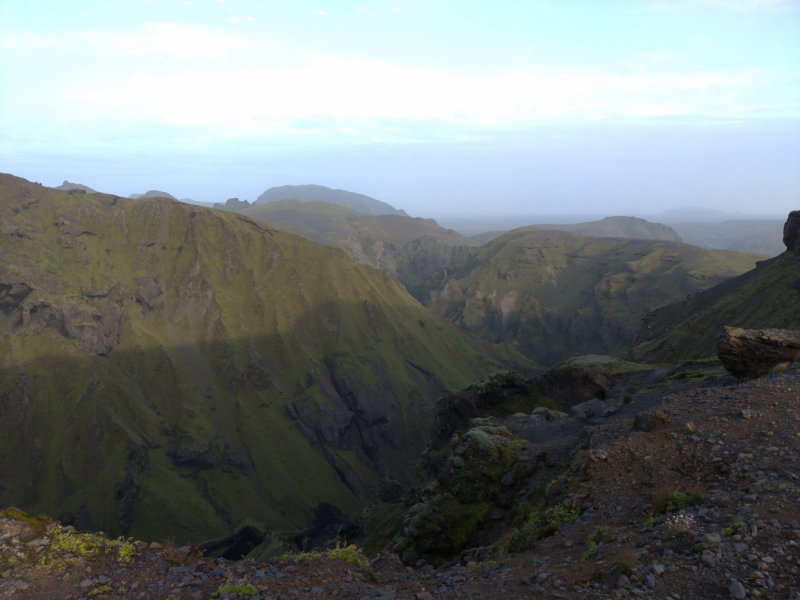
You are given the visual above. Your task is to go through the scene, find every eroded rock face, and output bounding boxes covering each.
[25,299,123,355]
[783,210,800,254]
[717,327,800,380]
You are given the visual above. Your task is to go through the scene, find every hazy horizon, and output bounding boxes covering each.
[1,0,798,221]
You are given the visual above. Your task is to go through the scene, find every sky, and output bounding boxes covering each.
[1,0,799,222]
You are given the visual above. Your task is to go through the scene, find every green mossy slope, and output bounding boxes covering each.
[0,174,530,545]
[631,251,800,363]
[424,227,766,367]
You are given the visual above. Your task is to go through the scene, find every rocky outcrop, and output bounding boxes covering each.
[213,197,251,212]
[387,422,533,565]
[25,299,123,355]
[784,210,800,254]
[717,327,800,380]
[199,521,271,560]
[532,359,612,407]
[427,372,542,453]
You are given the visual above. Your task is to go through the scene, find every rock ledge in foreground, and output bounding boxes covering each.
[717,326,800,380]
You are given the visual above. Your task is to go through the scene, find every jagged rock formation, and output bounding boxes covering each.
[717,327,800,380]
[0,174,529,545]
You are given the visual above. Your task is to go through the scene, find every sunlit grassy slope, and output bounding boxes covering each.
[0,174,531,545]
[424,227,766,367]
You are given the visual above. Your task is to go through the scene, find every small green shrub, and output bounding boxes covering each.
[581,540,598,561]
[544,501,582,528]
[467,560,497,572]
[217,582,257,596]
[663,523,689,541]
[654,489,704,515]
[327,543,367,569]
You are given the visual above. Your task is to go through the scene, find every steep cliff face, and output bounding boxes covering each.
[236,201,480,300]
[0,174,530,545]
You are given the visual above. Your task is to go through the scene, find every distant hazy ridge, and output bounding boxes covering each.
[256,184,409,217]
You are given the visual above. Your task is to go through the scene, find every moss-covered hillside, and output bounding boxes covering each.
[631,250,800,363]
[0,174,530,546]
[423,227,767,367]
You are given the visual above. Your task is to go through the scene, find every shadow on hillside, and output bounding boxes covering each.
[0,298,528,544]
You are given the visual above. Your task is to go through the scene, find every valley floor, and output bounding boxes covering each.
[2,368,799,600]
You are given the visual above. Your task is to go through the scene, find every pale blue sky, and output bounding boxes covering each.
[1,0,798,219]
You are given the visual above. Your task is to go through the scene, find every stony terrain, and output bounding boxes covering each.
[3,363,798,600]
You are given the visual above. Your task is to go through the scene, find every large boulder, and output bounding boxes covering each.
[717,327,800,380]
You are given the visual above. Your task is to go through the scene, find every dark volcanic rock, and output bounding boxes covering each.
[376,478,405,504]
[717,326,800,380]
[199,521,269,560]
[533,360,610,407]
[784,210,800,254]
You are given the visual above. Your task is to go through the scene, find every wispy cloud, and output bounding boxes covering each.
[51,54,792,141]
[80,22,260,59]
[313,9,329,16]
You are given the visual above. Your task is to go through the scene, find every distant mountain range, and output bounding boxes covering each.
[670,220,785,257]
[470,216,681,245]
[256,184,409,217]
[129,190,177,200]
[660,207,745,222]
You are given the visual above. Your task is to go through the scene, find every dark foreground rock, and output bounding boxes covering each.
[717,326,800,380]
[783,210,800,253]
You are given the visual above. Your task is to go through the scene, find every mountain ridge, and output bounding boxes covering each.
[256,184,408,217]
[470,216,681,245]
